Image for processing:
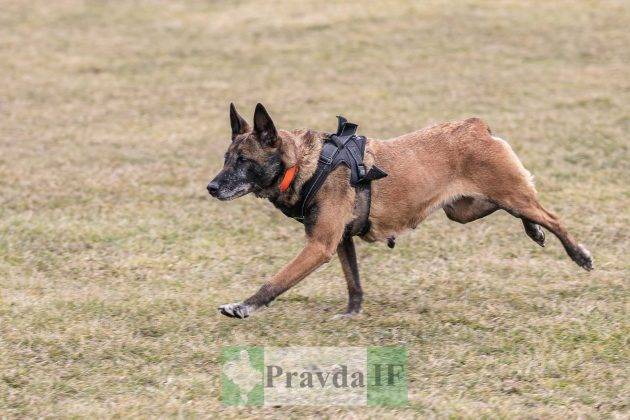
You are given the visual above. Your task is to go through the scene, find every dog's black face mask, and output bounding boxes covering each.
[207,103,282,201]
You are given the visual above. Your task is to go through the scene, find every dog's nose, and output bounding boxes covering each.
[207,182,219,196]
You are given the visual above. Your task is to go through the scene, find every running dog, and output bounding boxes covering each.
[207,103,593,319]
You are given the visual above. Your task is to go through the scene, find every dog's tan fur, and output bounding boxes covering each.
[211,105,592,319]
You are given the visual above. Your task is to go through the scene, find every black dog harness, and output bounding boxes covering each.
[278,116,387,236]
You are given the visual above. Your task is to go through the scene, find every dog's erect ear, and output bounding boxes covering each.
[229,103,250,139]
[253,103,277,147]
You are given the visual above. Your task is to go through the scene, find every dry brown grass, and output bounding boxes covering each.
[1,0,629,417]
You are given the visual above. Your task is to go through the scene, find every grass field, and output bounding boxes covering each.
[1,0,629,417]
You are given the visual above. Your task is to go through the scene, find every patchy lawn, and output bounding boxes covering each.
[0,0,628,417]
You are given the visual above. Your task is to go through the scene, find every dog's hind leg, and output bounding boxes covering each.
[482,178,593,270]
[471,135,592,269]
[506,199,592,270]
[335,236,363,318]
[443,196,499,223]
[445,196,547,248]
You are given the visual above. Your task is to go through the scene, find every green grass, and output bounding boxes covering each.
[1,0,628,417]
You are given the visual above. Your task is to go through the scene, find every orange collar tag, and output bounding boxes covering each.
[279,165,298,192]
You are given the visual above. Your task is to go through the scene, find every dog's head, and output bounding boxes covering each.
[207,103,287,201]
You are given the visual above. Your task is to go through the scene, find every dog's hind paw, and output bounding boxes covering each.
[219,302,252,319]
[575,244,594,271]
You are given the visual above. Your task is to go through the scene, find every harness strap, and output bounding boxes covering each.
[299,143,338,217]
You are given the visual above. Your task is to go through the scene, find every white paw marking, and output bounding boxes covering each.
[578,244,592,259]
[577,244,594,270]
[219,302,252,319]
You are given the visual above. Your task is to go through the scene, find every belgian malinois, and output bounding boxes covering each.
[208,103,593,319]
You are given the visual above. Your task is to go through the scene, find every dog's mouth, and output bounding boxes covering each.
[213,184,253,201]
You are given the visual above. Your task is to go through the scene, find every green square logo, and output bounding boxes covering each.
[221,346,263,406]
[367,346,408,406]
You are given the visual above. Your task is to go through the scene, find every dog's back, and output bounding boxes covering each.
[367,118,501,238]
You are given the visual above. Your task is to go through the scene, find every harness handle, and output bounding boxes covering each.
[336,115,348,135]
[332,115,358,149]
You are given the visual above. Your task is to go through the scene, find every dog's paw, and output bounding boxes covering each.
[576,244,594,271]
[330,311,362,321]
[219,302,253,319]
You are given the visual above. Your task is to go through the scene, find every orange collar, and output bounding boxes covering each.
[279,165,298,192]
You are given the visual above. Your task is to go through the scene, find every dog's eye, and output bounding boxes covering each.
[236,155,247,163]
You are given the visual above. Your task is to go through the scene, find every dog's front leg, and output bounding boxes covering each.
[219,203,347,319]
[219,240,339,319]
[334,236,363,318]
